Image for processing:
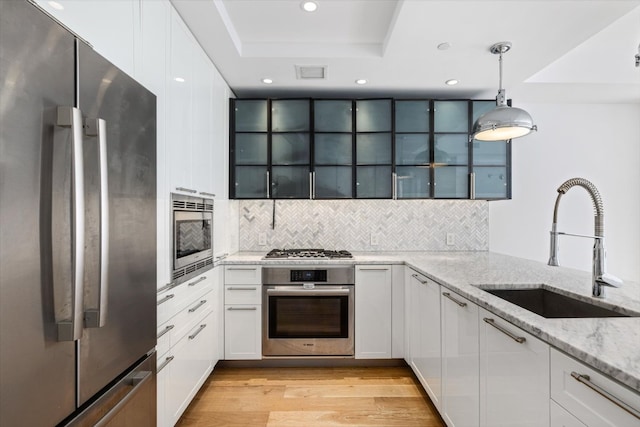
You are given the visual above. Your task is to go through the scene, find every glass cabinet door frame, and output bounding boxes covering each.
[230,98,511,200]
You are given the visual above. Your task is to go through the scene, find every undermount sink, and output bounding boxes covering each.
[479,287,636,319]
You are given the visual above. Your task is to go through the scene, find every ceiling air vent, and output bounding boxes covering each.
[295,65,327,80]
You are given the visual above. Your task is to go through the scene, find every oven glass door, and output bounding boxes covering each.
[267,290,350,339]
[173,211,212,269]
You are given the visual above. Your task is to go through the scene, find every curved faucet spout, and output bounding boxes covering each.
[547,177,622,298]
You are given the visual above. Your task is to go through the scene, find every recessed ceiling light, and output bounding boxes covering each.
[301,1,318,12]
[174,77,185,83]
[355,79,367,85]
[261,78,273,84]
[437,42,451,51]
[445,79,459,86]
[48,1,64,10]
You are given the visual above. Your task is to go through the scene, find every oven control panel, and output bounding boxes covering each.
[290,270,327,282]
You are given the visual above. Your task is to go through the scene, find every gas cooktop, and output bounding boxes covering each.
[264,248,353,260]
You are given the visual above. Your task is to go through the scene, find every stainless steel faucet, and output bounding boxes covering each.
[548,178,623,297]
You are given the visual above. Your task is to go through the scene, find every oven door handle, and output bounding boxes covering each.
[266,288,351,296]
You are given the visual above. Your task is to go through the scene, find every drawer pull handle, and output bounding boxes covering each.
[227,286,257,291]
[411,274,428,285]
[188,324,207,340]
[157,356,174,373]
[157,294,175,306]
[227,307,257,311]
[188,300,207,313]
[157,324,174,339]
[227,267,257,271]
[571,372,640,420]
[199,192,215,197]
[483,318,526,344]
[157,283,174,294]
[358,268,390,271]
[188,276,207,287]
[443,292,467,307]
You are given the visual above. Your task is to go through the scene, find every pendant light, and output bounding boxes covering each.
[471,42,537,141]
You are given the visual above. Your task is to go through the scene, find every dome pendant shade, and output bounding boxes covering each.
[472,105,537,141]
[471,42,536,142]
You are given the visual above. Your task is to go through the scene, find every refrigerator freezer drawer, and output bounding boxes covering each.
[64,352,157,427]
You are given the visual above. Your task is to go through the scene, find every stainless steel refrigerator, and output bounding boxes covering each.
[0,1,157,426]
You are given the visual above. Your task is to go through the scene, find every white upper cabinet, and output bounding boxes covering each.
[191,48,215,196]
[33,0,138,78]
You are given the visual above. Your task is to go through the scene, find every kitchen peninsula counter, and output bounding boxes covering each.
[222,251,640,393]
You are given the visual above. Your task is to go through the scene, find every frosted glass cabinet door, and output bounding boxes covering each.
[356,134,392,164]
[234,100,267,132]
[315,134,352,165]
[235,166,268,198]
[314,100,352,132]
[271,100,310,132]
[434,101,468,133]
[434,134,468,165]
[472,100,496,123]
[473,141,507,165]
[272,134,310,165]
[434,167,468,198]
[357,166,392,198]
[356,99,392,132]
[315,166,352,198]
[396,167,430,198]
[474,167,508,199]
[235,134,268,165]
[272,166,310,198]
[395,100,430,132]
[396,134,429,165]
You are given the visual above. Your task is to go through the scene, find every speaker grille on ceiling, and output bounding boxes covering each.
[295,65,327,79]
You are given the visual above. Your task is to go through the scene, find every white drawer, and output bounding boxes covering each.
[224,265,262,285]
[551,400,587,427]
[550,348,640,427]
[225,284,262,305]
[157,272,213,325]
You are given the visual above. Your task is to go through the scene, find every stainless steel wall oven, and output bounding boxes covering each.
[171,193,213,283]
[262,266,355,357]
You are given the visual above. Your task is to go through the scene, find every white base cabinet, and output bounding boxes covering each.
[550,348,640,427]
[406,268,442,410]
[441,290,479,427]
[355,265,392,359]
[551,400,588,427]
[479,307,550,427]
[224,266,262,360]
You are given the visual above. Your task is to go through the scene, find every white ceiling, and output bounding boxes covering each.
[172,0,640,103]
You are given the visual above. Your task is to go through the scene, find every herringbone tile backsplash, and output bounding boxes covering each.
[239,200,488,251]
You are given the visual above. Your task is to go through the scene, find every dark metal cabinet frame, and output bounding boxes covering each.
[229,97,512,200]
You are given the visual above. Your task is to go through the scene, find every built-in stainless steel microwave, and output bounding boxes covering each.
[171,193,213,283]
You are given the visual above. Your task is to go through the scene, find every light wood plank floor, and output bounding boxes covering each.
[176,365,445,427]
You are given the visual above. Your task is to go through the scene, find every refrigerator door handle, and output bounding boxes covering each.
[92,370,153,427]
[84,118,109,328]
[56,106,85,342]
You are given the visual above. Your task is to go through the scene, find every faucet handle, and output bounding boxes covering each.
[596,273,623,288]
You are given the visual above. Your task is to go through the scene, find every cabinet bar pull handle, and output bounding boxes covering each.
[227,307,257,311]
[199,192,215,197]
[470,172,476,200]
[570,372,640,420]
[443,292,467,307]
[228,287,257,291]
[157,283,174,294]
[227,267,257,271]
[359,268,390,271]
[157,324,174,339]
[176,187,197,193]
[412,274,428,285]
[188,276,207,287]
[157,356,174,373]
[188,300,207,313]
[266,171,270,198]
[215,253,229,260]
[393,172,397,200]
[157,294,175,306]
[188,324,207,340]
[483,318,526,344]
[312,171,316,199]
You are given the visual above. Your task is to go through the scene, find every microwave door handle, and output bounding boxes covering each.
[55,107,86,341]
[84,118,109,328]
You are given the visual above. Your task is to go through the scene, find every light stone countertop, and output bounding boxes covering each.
[221,251,640,392]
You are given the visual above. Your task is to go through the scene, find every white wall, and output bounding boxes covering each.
[489,103,640,283]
